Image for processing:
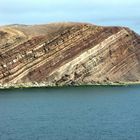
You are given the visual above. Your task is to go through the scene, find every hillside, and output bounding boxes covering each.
[0,22,140,88]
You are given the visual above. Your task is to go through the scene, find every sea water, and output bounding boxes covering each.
[0,86,140,140]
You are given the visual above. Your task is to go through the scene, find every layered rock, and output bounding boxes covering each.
[0,22,140,88]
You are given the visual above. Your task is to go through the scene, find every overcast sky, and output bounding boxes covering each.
[0,0,139,32]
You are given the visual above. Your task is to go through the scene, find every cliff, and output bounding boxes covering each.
[0,22,140,88]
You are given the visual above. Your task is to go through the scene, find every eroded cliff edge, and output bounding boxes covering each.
[0,22,140,88]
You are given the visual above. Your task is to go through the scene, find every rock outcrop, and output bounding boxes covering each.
[0,22,140,88]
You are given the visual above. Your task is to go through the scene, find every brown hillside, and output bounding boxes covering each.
[0,22,140,88]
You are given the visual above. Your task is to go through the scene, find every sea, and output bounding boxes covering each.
[0,85,140,140]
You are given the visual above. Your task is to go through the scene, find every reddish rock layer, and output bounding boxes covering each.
[0,23,140,88]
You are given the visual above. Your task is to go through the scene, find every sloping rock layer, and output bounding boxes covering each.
[0,23,140,88]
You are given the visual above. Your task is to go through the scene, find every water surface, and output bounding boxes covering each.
[0,86,140,140]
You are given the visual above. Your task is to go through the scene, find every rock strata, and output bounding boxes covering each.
[0,22,140,88]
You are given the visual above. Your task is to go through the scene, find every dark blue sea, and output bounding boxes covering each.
[0,86,140,140]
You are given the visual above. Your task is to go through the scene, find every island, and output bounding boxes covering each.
[0,22,140,88]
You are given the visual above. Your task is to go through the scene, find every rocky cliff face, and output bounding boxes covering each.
[0,23,140,88]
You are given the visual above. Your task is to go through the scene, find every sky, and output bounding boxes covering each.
[0,0,140,32]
